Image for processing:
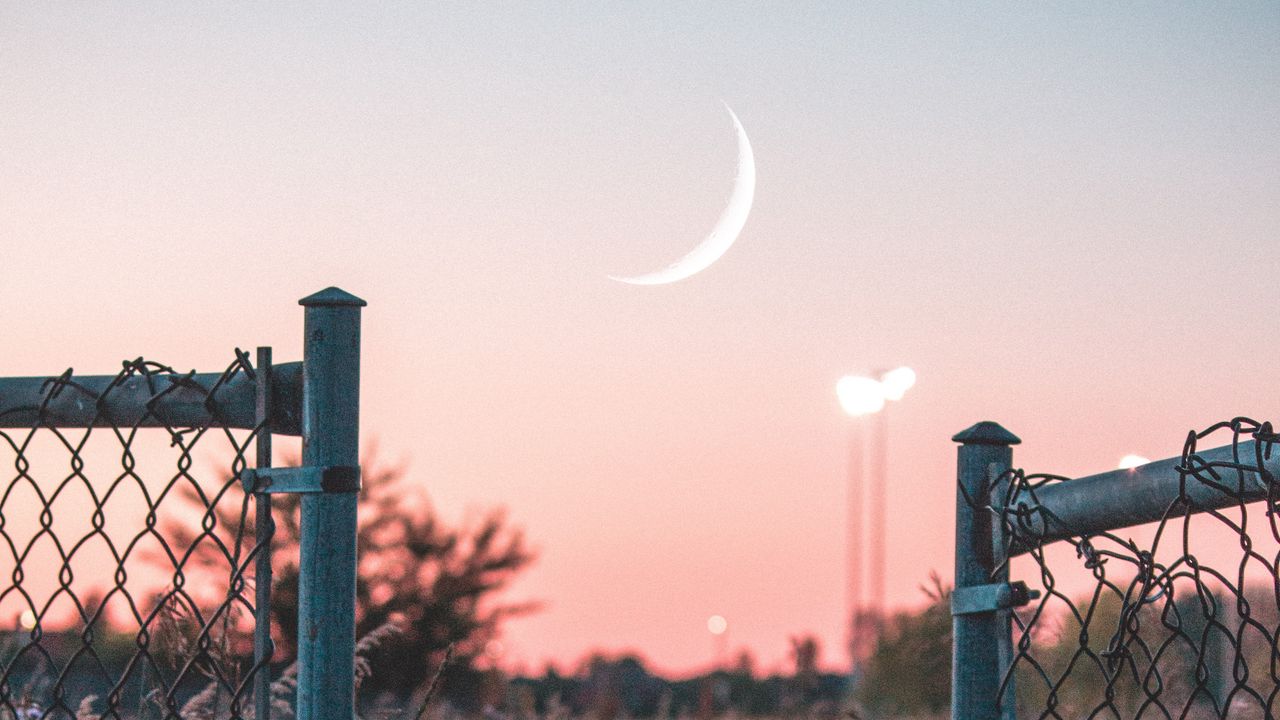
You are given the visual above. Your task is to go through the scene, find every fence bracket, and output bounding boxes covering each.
[240,466,361,494]
[951,580,1039,616]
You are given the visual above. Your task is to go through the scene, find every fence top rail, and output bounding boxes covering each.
[0,360,303,435]
[1004,437,1278,553]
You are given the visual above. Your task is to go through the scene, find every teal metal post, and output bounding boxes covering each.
[952,422,1019,720]
[297,288,366,720]
[254,346,275,720]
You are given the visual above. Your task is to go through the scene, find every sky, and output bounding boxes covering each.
[1,3,1278,677]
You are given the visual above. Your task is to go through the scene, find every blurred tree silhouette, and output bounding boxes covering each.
[510,650,848,720]
[788,634,822,709]
[855,573,951,717]
[167,450,536,701]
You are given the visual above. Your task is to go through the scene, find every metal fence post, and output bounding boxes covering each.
[297,287,366,720]
[255,346,276,720]
[952,421,1020,720]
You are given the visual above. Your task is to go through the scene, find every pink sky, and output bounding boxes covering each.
[1,4,1278,677]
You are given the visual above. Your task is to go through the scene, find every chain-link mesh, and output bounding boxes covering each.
[0,354,274,720]
[982,418,1280,719]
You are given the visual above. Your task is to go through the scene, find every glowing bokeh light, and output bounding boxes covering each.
[18,610,35,631]
[707,615,728,635]
[836,376,886,417]
[880,366,917,402]
[1118,454,1150,470]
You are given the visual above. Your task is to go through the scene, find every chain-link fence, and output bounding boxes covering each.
[0,354,278,720]
[954,418,1280,719]
[0,287,365,720]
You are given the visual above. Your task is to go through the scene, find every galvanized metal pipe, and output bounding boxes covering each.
[952,421,1020,720]
[296,288,365,720]
[1007,439,1278,552]
[0,362,304,435]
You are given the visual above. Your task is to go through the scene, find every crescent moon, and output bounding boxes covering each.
[608,104,755,285]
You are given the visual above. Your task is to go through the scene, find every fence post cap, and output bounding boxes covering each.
[299,287,367,308]
[952,421,1021,446]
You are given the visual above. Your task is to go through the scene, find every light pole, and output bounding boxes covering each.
[836,367,915,677]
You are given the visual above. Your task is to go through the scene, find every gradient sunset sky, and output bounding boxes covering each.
[2,3,1278,676]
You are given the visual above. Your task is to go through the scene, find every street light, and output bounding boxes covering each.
[880,366,916,402]
[836,376,885,417]
[837,366,915,677]
[838,367,915,412]
[1119,454,1150,470]
[707,615,728,669]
